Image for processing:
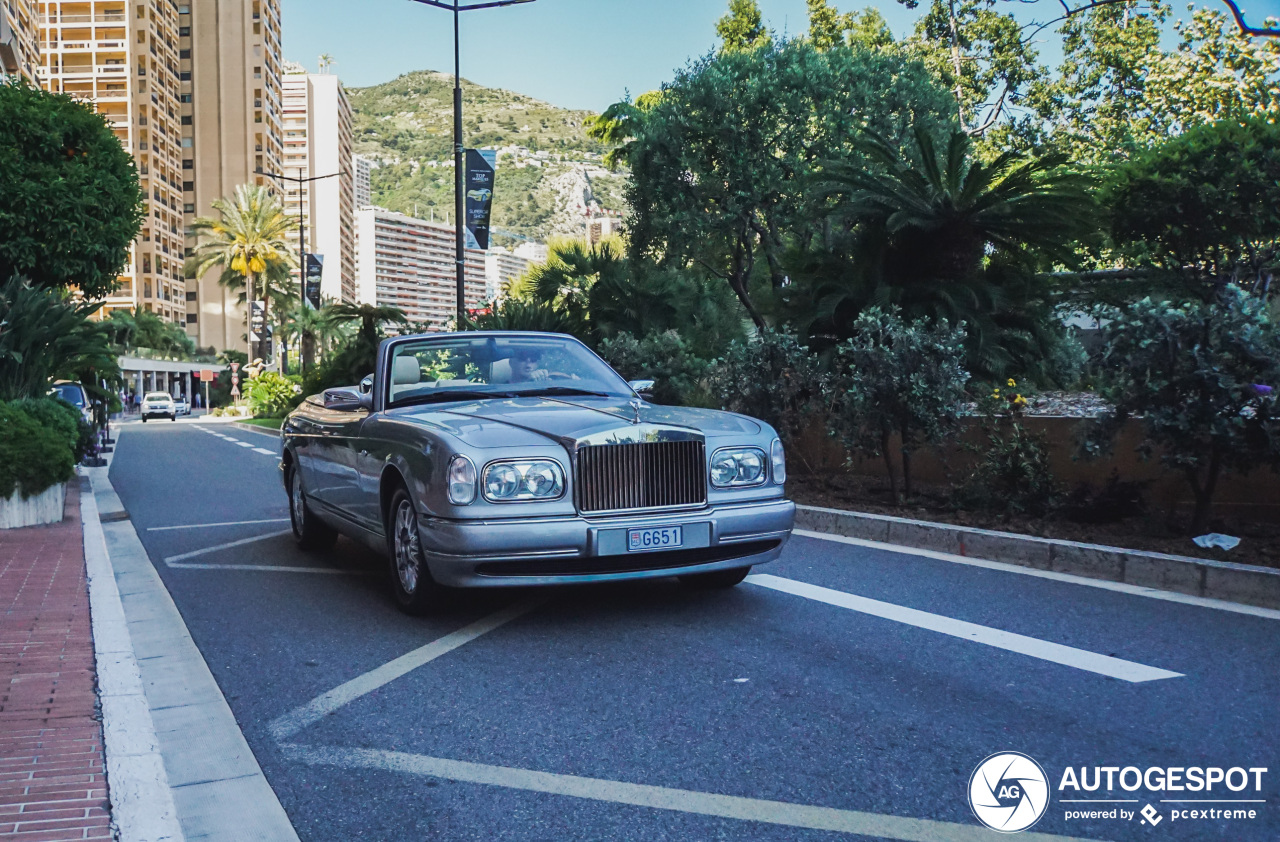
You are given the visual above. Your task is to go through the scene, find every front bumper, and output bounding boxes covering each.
[418,498,795,587]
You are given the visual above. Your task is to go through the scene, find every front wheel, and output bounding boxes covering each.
[387,487,447,615]
[288,466,337,550]
[141,416,147,423]
[678,566,751,589]
[170,414,176,421]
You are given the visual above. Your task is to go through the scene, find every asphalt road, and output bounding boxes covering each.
[107,419,1280,841]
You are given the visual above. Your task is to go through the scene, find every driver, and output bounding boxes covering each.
[509,348,547,383]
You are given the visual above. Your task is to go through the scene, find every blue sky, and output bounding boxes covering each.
[280,0,1279,112]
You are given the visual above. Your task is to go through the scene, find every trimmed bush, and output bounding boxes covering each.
[246,371,300,418]
[0,401,75,498]
[17,397,92,462]
[598,330,712,406]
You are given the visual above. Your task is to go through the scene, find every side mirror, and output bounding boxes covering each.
[628,379,655,399]
[323,388,370,412]
[359,374,374,394]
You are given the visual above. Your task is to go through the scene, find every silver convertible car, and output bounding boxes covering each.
[280,331,795,613]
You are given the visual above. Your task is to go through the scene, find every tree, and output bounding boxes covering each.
[279,301,347,374]
[805,125,1095,374]
[0,274,119,402]
[0,81,144,299]
[1087,287,1280,533]
[1050,2,1279,161]
[716,0,771,53]
[626,39,955,330]
[186,185,296,364]
[834,307,970,500]
[327,302,409,347]
[1106,116,1280,291]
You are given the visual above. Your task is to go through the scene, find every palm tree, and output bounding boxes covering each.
[280,301,346,374]
[185,184,296,364]
[327,302,409,346]
[816,126,1096,283]
[806,126,1097,375]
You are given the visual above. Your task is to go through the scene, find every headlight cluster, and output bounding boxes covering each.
[710,447,767,487]
[483,460,565,502]
[446,456,477,505]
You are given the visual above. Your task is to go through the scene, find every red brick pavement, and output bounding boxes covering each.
[0,483,112,840]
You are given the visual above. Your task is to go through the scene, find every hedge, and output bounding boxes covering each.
[0,400,76,499]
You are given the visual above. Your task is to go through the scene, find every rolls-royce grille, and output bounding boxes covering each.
[577,440,706,513]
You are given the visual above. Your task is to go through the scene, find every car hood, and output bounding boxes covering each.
[390,397,761,449]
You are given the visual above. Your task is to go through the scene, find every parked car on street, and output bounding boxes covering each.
[173,396,190,416]
[50,380,93,427]
[141,392,176,422]
[281,332,795,613]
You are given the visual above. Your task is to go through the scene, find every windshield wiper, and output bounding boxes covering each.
[508,386,615,399]
[392,390,512,407]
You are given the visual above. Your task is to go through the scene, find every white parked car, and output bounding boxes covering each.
[173,396,190,416]
[141,392,176,422]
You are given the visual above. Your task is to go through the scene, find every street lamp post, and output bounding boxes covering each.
[255,167,345,371]
[407,0,537,326]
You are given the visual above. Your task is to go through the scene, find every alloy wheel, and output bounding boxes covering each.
[394,500,422,595]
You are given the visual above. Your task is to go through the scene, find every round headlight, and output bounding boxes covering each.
[523,464,559,497]
[736,450,764,483]
[710,452,739,486]
[446,455,477,505]
[485,464,521,499]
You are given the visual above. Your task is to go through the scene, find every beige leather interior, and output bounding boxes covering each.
[390,356,422,401]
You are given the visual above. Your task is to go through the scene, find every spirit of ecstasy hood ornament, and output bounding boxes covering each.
[629,398,643,424]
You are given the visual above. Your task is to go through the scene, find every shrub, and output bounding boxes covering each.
[957,380,1061,518]
[246,371,300,418]
[16,397,92,462]
[1085,286,1280,533]
[598,331,712,406]
[707,330,830,453]
[833,307,969,500]
[0,401,75,499]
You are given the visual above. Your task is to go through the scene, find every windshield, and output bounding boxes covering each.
[145,393,171,401]
[52,384,85,408]
[386,334,633,408]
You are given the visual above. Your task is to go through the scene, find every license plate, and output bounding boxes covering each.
[627,525,683,552]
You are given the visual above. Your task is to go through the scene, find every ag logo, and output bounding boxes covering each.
[968,752,1050,833]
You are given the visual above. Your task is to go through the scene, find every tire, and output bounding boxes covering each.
[386,486,447,615]
[678,566,752,589]
[170,414,176,421]
[141,416,147,423]
[288,465,337,550]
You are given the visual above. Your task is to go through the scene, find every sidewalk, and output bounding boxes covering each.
[0,481,112,840]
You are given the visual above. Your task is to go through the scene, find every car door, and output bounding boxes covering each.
[302,401,367,518]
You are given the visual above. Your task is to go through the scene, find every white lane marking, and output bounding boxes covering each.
[268,598,546,740]
[148,518,290,532]
[162,529,293,564]
[747,574,1181,683]
[167,563,372,575]
[280,744,1101,842]
[253,447,277,456]
[235,441,254,448]
[793,529,1280,622]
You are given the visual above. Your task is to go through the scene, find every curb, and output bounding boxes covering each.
[80,472,186,842]
[231,420,283,438]
[83,430,301,842]
[796,504,1280,610]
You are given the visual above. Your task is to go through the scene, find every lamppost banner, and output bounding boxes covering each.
[464,148,496,250]
[305,254,324,310]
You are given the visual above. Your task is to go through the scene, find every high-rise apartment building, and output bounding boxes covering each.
[183,0,284,353]
[353,153,372,209]
[2,0,40,82]
[39,0,186,323]
[282,63,355,304]
[355,207,485,328]
[484,246,531,302]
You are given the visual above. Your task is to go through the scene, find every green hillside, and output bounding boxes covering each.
[348,70,627,245]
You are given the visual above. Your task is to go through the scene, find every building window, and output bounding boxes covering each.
[181,116,192,125]
[179,26,190,36]
[182,181,193,191]
[183,204,195,213]
[186,291,197,301]
[179,50,190,59]
[181,138,192,148]
[180,94,192,103]
[178,4,190,13]
[179,72,191,81]
[183,160,193,170]
[186,313,197,324]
